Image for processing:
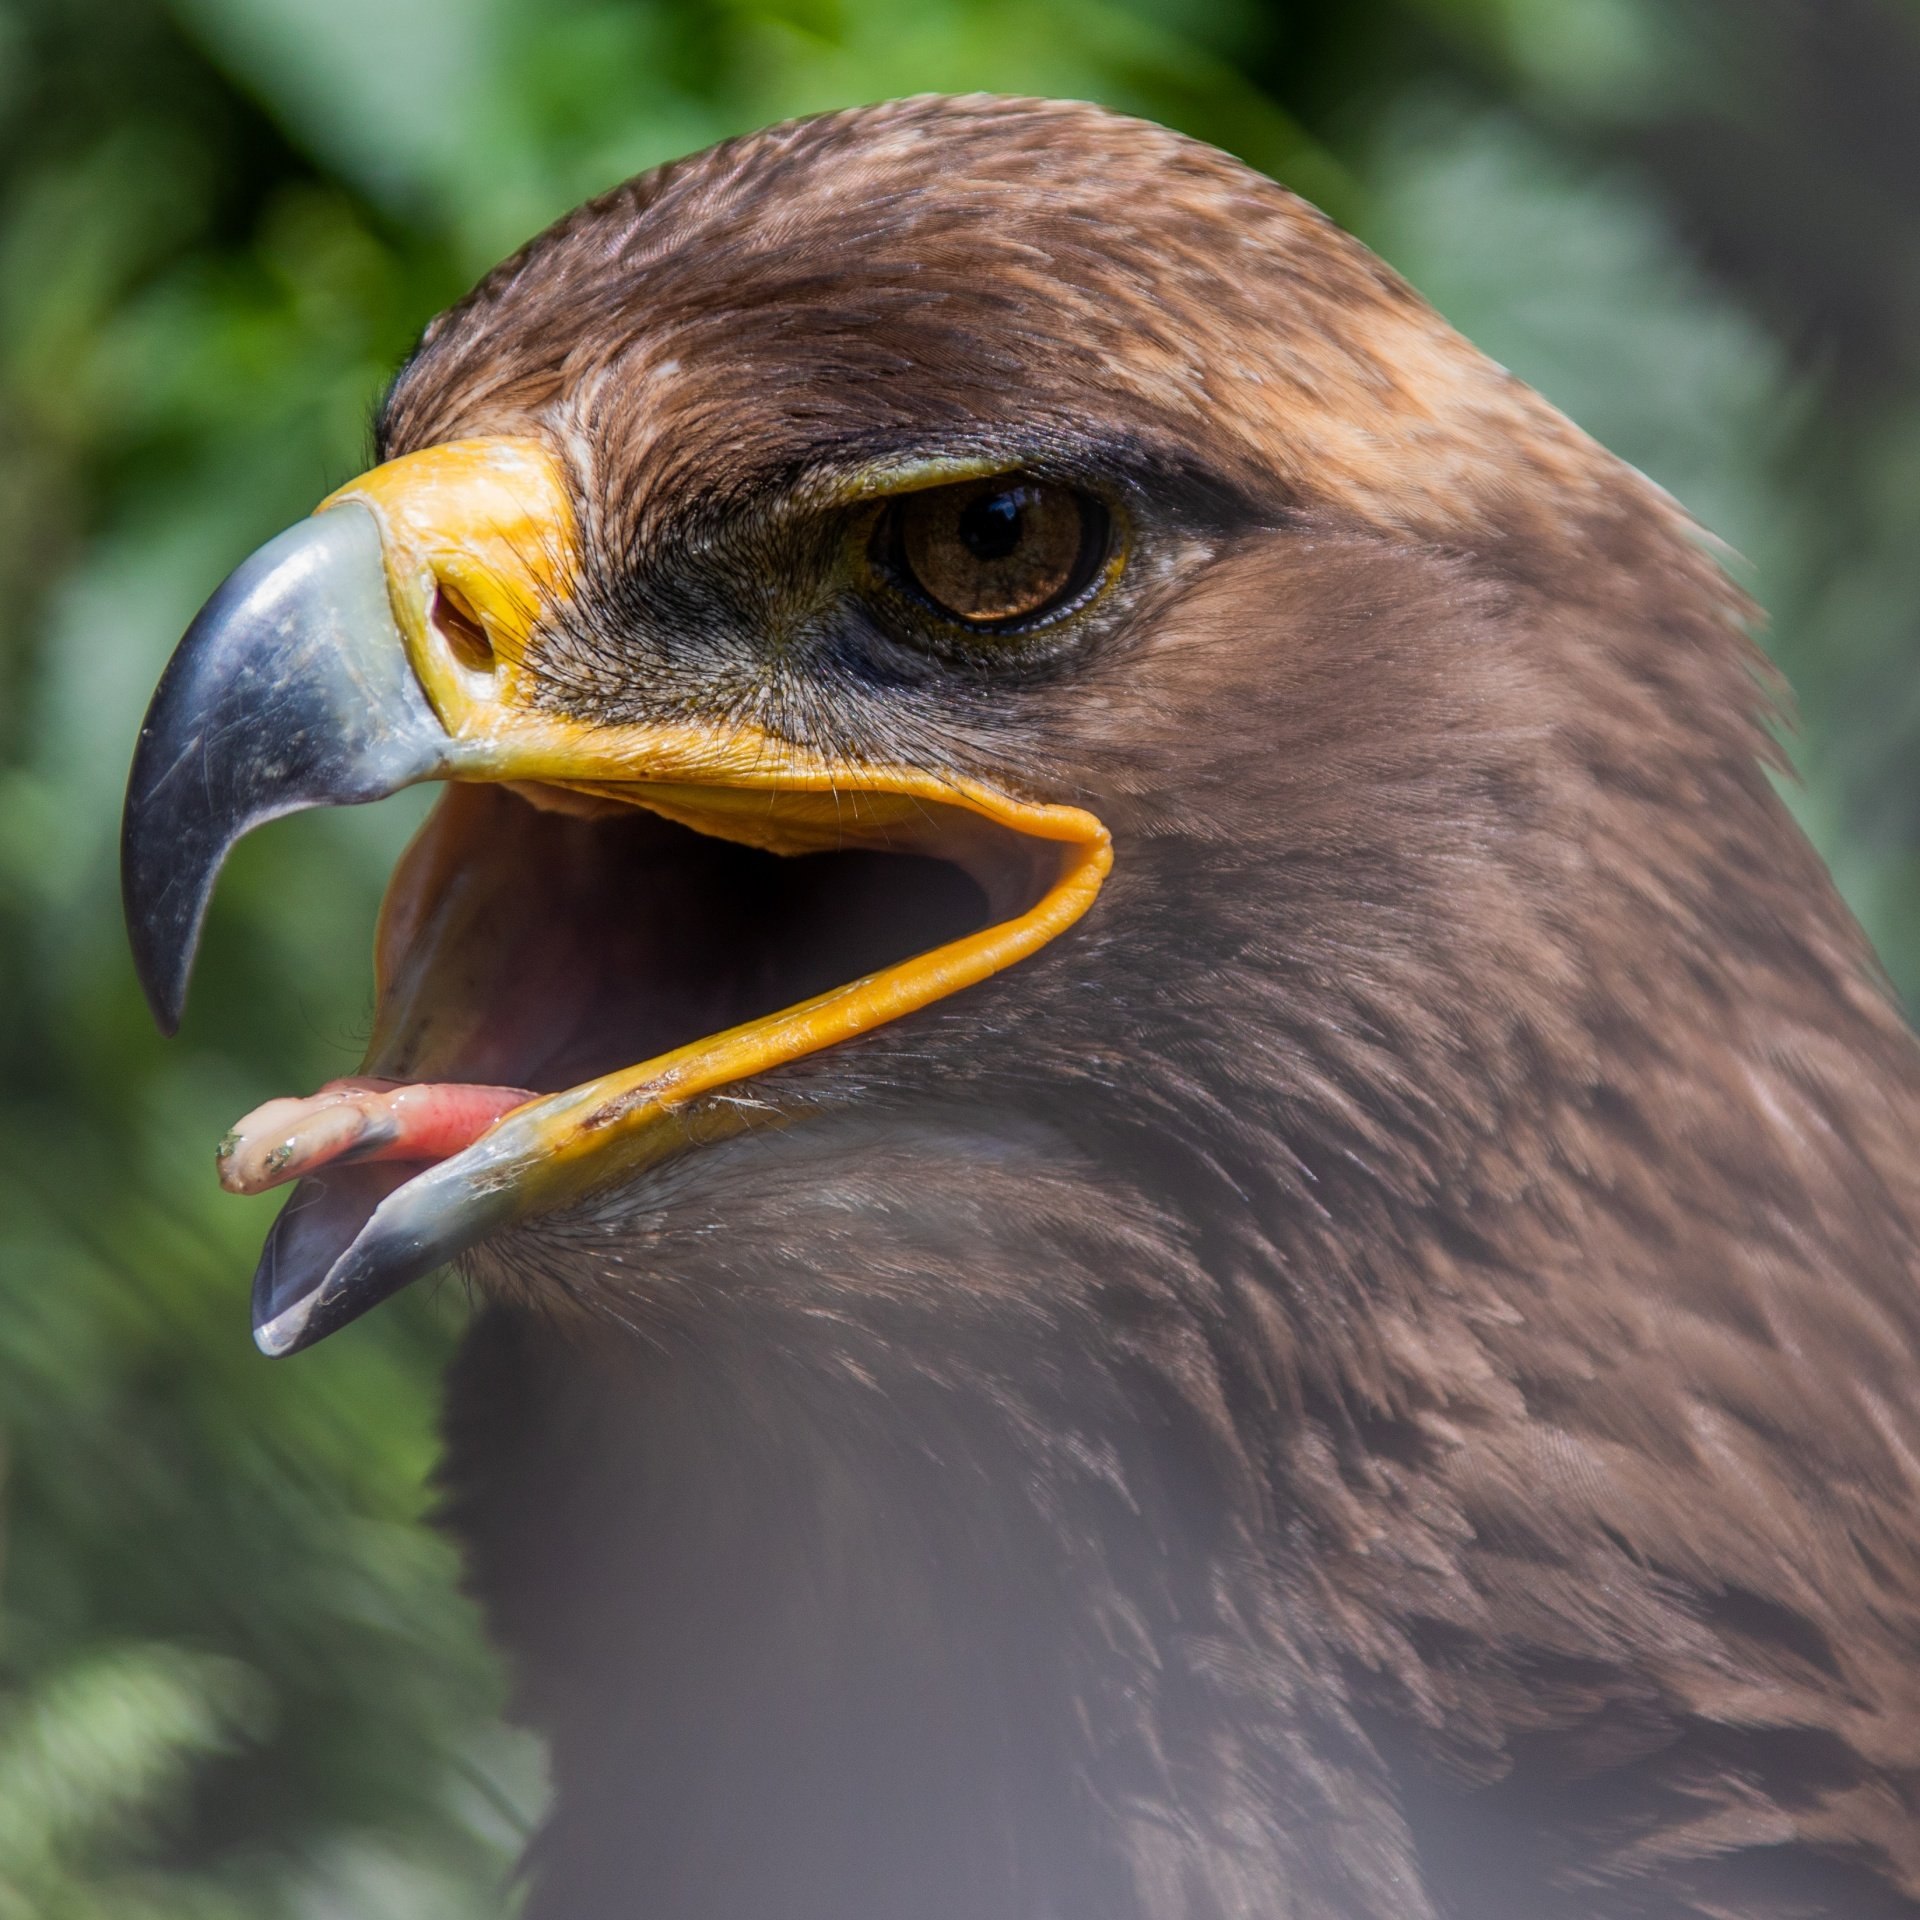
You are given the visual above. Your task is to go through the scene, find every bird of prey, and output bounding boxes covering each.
[122,96,1920,1920]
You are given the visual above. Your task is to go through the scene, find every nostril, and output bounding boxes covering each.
[432,584,494,672]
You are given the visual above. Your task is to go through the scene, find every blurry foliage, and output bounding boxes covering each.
[0,0,1916,1910]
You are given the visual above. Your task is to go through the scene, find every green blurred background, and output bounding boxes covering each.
[2,0,1917,1910]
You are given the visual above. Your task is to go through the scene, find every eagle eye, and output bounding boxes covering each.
[876,477,1111,631]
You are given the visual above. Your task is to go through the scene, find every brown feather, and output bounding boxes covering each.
[391,97,1920,1917]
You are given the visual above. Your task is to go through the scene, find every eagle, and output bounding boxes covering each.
[121,96,1920,1920]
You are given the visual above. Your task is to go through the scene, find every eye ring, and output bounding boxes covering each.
[872,476,1113,633]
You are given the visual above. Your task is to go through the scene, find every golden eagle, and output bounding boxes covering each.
[123,96,1920,1920]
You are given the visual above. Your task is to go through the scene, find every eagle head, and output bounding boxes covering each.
[122,95,1920,1920]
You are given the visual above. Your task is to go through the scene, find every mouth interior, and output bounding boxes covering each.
[225,781,1008,1264]
[389,783,998,1100]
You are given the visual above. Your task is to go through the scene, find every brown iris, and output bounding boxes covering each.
[882,477,1107,628]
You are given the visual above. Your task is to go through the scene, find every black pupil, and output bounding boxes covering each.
[959,489,1025,562]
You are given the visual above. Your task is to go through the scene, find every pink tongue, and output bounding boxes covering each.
[216,1078,534,1196]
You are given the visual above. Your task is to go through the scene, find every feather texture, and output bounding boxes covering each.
[385,97,1920,1917]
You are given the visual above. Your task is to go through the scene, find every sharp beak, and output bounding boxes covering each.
[122,438,1111,1356]
[121,501,464,1035]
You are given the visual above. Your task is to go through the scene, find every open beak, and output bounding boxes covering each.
[122,438,1111,1356]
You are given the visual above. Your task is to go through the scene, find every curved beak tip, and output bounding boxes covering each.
[119,502,455,1036]
[253,1304,311,1358]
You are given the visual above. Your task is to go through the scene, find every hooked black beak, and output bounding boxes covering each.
[122,502,461,1036]
[121,494,505,1352]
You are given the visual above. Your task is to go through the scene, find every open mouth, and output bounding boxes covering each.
[222,781,1046,1345]
[121,437,1110,1355]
